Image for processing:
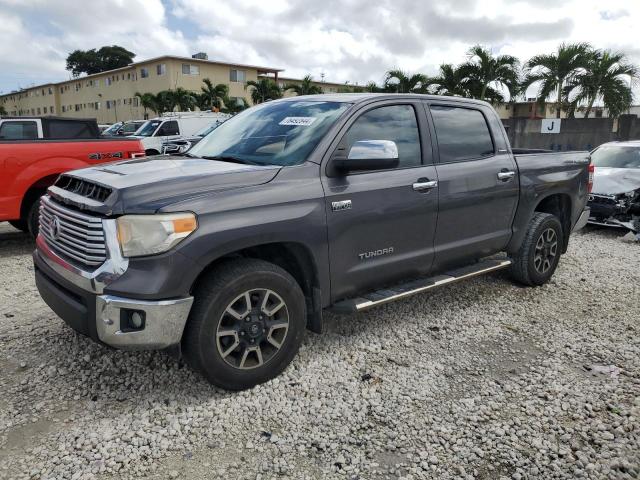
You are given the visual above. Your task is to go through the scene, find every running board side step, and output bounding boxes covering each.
[330,259,512,313]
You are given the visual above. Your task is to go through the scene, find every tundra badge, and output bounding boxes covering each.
[332,200,352,212]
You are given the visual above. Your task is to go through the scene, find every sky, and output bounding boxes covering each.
[1,0,639,98]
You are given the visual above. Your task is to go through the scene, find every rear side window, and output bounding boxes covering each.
[343,105,421,168]
[47,120,95,139]
[430,106,494,162]
[0,121,38,140]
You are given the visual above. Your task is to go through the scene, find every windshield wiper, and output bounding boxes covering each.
[200,155,260,165]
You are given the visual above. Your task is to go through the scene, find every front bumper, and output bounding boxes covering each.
[572,207,590,232]
[34,232,193,350]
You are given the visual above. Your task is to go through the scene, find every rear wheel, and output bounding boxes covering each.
[510,212,563,286]
[183,258,306,390]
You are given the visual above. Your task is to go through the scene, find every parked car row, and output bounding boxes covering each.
[98,112,230,156]
[0,116,145,235]
[1,112,232,236]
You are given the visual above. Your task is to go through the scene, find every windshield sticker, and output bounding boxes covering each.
[279,117,317,126]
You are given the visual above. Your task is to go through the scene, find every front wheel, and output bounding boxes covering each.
[509,212,564,286]
[183,258,306,390]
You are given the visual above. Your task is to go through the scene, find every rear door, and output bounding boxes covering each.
[322,101,439,301]
[425,102,518,268]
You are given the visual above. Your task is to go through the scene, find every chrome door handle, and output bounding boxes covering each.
[497,171,515,181]
[412,180,438,191]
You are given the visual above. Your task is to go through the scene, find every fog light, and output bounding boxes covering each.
[130,311,144,329]
[120,309,146,332]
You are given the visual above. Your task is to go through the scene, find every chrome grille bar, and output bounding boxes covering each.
[39,196,107,267]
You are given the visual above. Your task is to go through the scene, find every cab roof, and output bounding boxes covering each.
[276,93,492,108]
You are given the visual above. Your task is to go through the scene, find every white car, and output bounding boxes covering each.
[133,112,231,155]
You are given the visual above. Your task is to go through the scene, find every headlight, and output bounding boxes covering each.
[116,212,197,257]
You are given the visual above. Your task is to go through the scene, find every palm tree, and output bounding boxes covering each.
[245,78,282,104]
[222,96,249,114]
[459,45,520,101]
[284,75,323,95]
[569,50,637,118]
[522,42,592,118]
[172,87,198,111]
[152,91,174,114]
[200,78,229,110]
[428,64,469,97]
[363,81,383,93]
[383,69,429,93]
[135,92,157,118]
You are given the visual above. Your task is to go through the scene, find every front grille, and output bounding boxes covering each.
[39,196,107,267]
[588,194,617,205]
[55,175,113,203]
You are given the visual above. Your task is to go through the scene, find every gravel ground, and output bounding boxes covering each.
[0,222,638,480]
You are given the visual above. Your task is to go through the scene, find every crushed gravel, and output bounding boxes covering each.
[0,222,638,480]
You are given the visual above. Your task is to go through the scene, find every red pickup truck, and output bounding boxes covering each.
[1,138,145,235]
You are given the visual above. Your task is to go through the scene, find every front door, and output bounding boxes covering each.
[322,102,439,302]
[426,103,519,269]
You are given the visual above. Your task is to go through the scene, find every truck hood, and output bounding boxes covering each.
[592,167,640,195]
[52,156,281,215]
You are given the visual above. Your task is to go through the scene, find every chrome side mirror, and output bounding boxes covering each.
[348,140,399,160]
[332,140,400,174]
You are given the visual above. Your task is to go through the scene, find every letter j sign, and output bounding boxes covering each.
[541,119,561,133]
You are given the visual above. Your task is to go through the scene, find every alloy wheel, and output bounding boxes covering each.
[533,228,558,274]
[215,289,289,370]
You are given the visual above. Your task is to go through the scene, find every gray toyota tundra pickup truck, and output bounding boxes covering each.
[33,94,591,390]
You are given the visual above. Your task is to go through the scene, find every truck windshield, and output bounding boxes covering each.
[136,120,161,137]
[101,122,123,136]
[592,146,640,169]
[189,100,350,166]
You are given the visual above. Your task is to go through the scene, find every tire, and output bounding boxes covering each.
[26,197,42,238]
[509,212,563,286]
[145,149,160,156]
[183,258,306,390]
[8,220,29,233]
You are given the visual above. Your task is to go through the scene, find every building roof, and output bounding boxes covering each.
[0,55,284,97]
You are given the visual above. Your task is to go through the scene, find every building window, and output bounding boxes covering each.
[95,79,100,87]
[141,67,149,78]
[230,69,246,83]
[157,63,166,76]
[62,106,66,112]
[50,106,55,113]
[182,64,200,75]
[106,77,112,86]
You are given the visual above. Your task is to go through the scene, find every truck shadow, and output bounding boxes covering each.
[0,223,34,256]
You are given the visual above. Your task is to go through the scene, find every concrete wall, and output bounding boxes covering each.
[502,115,640,151]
